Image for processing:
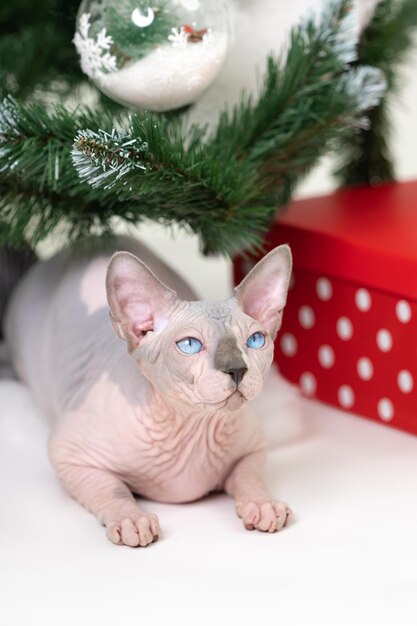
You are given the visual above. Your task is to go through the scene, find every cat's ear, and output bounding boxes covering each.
[235,245,292,339]
[106,251,178,351]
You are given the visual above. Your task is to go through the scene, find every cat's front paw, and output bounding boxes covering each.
[236,498,292,533]
[106,512,160,547]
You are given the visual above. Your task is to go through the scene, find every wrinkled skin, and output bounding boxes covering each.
[5,237,292,547]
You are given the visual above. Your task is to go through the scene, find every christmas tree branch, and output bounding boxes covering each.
[335,0,417,187]
[202,1,385,205]
[0,0,387,255]
[0,97,128,245]
[210,0,356,159]
[254,65,385,204]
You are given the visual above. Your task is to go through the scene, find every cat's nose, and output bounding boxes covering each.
[225,367,248,387]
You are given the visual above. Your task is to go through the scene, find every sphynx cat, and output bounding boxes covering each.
[5,237,292,547]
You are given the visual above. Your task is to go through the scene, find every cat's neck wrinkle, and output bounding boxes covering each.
[204,412,237,466]
[144,384,240,444]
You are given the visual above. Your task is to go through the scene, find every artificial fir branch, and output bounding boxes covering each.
[0,0,388,255]
[0,97,129,245]
[71,0,387,253]
[0,97,243,249]
[335,0,417,187]
[210,0,356,160]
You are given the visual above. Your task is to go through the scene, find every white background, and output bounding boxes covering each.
[1,1,417,625]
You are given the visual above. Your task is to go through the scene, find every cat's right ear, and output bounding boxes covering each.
[106,252,178,351]
[234,245,292,339]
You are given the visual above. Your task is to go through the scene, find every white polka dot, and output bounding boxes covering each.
[318,344,335,368]
[398,370,414,394]
[298,306,315,329]
[289,273,295,290]
[280,333,298,357]
[316,277,333,301]
[378,398,394,422]
[338,385,355,409]
[396,300,412,324]
[300,372,317,396]
[376,329,393,352]
[357,357,374,381]
[337,317,353,341]
[355,288,372,312]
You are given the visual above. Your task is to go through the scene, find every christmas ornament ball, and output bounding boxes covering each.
[74,0,230,111]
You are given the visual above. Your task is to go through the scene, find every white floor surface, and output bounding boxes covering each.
[1,357,417,626]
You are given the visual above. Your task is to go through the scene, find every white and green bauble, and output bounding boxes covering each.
[73,0,230,111]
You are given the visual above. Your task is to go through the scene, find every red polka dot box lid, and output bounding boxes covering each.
[274,181,417,301]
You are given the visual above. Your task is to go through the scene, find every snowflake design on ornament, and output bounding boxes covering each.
[168,26,189,49]
[73,13,118,80]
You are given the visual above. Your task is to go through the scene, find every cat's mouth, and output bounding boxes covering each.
[203,389,246,409]
[231,388,246,401]
[226,389,247,408]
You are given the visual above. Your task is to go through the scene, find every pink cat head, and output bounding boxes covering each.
[106,246,292,412]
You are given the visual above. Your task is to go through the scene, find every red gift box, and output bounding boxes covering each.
[234,181,417,435]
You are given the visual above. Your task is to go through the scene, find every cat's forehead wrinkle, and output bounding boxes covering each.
[176,300,234,323]
[208,305,230,321]
[204,300,235,320]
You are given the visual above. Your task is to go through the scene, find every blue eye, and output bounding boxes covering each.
[246,332,266,349]
[176,337,204,355]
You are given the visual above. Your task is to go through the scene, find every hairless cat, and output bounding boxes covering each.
[5,237,292,547]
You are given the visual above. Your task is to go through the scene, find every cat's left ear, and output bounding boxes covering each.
[235,245,292,339]
[106,251,178,352]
